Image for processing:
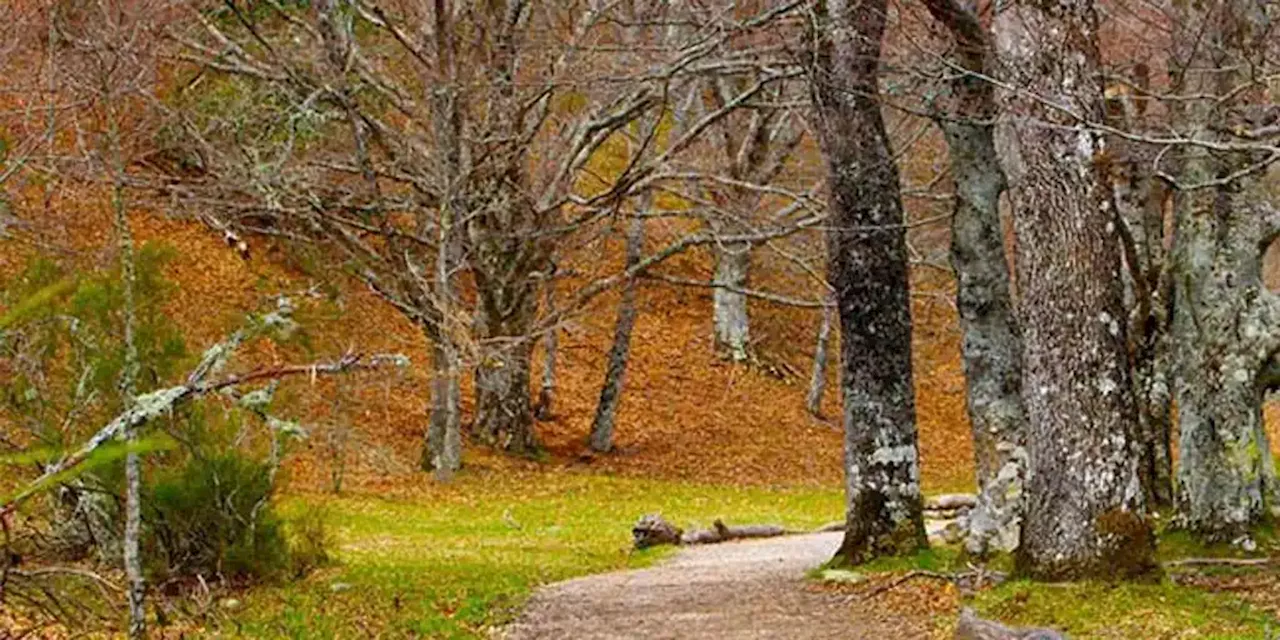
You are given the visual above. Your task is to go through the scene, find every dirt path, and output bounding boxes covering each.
[500,531,939,639]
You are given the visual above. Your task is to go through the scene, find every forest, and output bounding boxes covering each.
[0,0,1278,638]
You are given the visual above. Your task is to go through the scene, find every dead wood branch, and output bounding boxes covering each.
[1164,557,1275,568]
[631,514,788,549]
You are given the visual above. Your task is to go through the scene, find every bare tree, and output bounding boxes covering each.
[167,0,808,463]
[810,0,927,564]
[993,0,1154,579]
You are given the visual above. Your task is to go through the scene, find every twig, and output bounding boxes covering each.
[1165,557,1275,568]
[854,570,954,601]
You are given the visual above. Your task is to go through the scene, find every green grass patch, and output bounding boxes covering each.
[970,579,1275,639]
[1156,517,1278,563]
[211,469,843,638]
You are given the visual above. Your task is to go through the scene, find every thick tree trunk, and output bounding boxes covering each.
[806,301,833,417]
[1168,0,1279,542]
[993,0,1154,579]
[590,214,645,452]
[811,0,926,565]
[712,242,751,362]
[465,0,543,457]
[475,340,537,454]
[1172,193,1278,538]
[922,0,1028,557]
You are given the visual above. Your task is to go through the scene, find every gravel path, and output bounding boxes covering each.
[500,531,937,639]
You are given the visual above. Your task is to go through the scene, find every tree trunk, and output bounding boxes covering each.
[806,301,833,417]
[106,75,145,639]
[1172,193,1277,539]
[590,213,645,453]
[811,0,926,565]
[1168,0,1279,542]
[922,0,1028,557]
[475,340,537,455]
[535,267,558,420]
[424,338,462,480]
[993,0,1154,580]
[712,242,750,362]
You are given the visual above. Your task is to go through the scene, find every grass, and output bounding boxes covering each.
[971,579,1275,639]
[208,468,844,639]
[208,468,1279,639]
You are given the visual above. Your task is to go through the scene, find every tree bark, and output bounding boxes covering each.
[712,241,751,362]
[922,0,1028,557]
[1168,0,1279,542]
[590,213,645,453]
[811,0,927,565]
[993,0,1154,579]
[806,301,833,417]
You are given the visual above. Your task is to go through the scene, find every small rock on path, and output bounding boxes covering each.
[500,531,939,639]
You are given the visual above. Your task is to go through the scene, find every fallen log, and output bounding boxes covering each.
[927,494,978,511]
[955,608,1068,640]
[632,514,788,549]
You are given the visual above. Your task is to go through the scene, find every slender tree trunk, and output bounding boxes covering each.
[922,0,1028,557]
[106,90,145,639]
[420,0,464,479]
[1168,0,1279,542]
[993,0,1154,579]
[590,213,646,452]
[811,0,926,565]
[806,301,833,417]
[536,265,558,420]
[711,242,750,362]
[424,338,462,479]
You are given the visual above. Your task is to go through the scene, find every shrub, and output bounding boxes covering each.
[144,452,291,584]
[286,507,332,578]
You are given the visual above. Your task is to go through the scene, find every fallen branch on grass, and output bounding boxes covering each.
[631,514,789,549]
[847,566,1009,602]
[1164,557,1276,568]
